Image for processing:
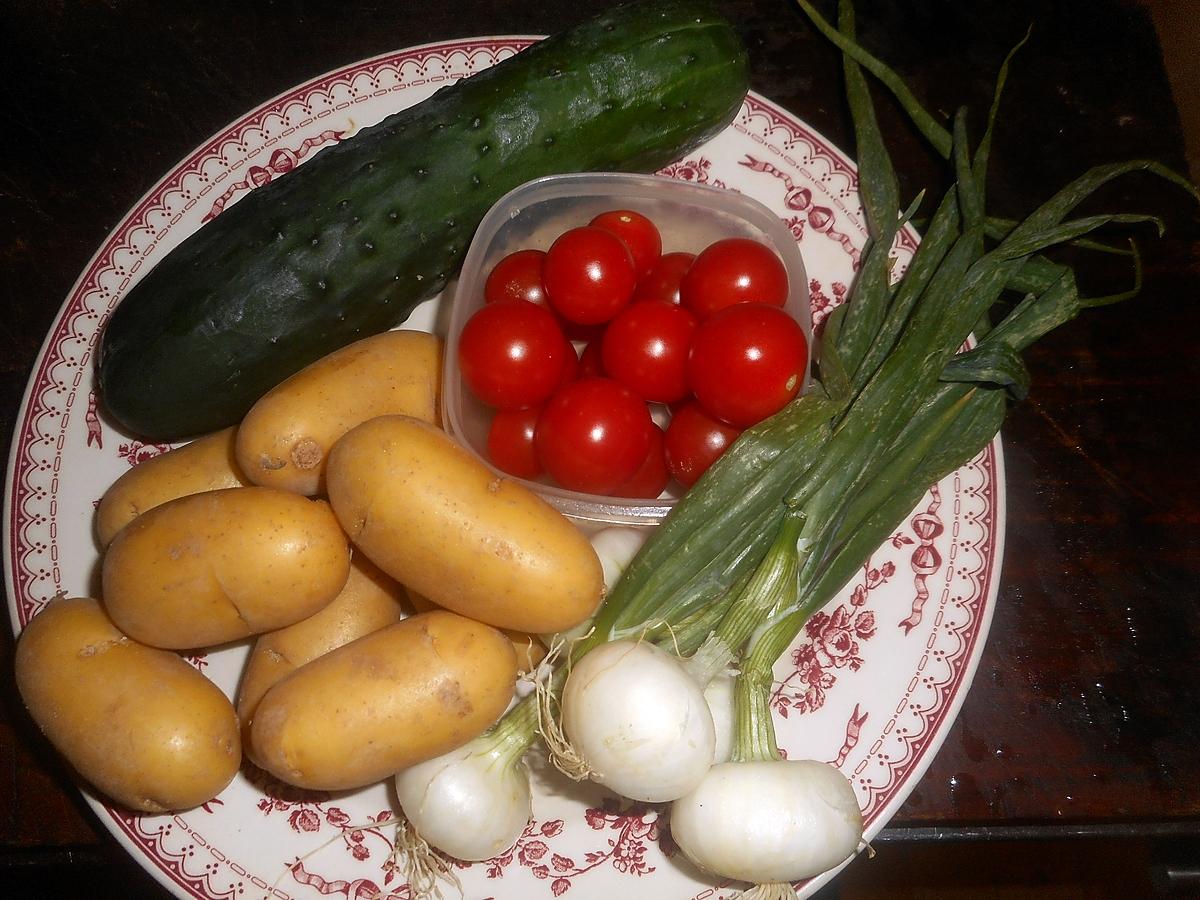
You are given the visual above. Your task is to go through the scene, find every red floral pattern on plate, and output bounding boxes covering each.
[474,804,661,895]
[3,37,1002,900]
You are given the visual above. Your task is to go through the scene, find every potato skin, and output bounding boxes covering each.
[236,330,442,496]
[250,609,517,791]
[237,553,407,739]
[14,597,241,813]
[327,415,603,634]
[405,586,546,671]
[102,486,351,649]
[96,426,250,547]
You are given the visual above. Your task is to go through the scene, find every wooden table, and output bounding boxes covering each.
[3,1,1197,896]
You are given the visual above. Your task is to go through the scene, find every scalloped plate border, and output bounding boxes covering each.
[4,37,1003,900]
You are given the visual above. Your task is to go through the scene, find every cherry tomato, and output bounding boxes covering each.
[664,402,742,488]
[686,303,809,427]
[632,251,695,305]
[484,249,548,306]
[487,407,543,480]
[458,300,572,410]
[589,209,662,278]
[600,300,697,403]
[615,424,670,499]
[543,226,637,325]
[680,238,789,320]
[535,377,654,494]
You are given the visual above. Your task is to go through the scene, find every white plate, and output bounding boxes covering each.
[4,37,1004,900]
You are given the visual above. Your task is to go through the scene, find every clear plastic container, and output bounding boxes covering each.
[442,172,811,526]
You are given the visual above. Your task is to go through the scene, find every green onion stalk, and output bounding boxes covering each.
[394,0,1196,893]
[667,1,1196,897]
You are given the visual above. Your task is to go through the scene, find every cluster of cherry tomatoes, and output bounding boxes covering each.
[457,208,809,498]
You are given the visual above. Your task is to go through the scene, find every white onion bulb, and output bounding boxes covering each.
[394,742,531,862]
[562,639,715,803]
[670,759,864,883]
[703,672,737,765]
[590,526,650,592]
[543,527,650,646]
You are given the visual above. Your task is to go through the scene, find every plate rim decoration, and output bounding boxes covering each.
[4,35,1004,900]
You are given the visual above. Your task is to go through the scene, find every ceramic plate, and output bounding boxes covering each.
[4,37,1004,900]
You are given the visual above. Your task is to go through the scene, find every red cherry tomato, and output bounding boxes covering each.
[484,249,548,306]
[458,300,571,410]
[615,424,670,499]
[535,377,654,494]
[686,303,809,427]
[600,300,697,403]
[680,238,789,320]
[487,407,543,480]
[664,402,742,489]
[589,209,662,278]
[632,251,695,305]
[543,226,637,325]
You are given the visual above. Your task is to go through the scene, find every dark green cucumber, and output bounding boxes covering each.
[96,0,749,440]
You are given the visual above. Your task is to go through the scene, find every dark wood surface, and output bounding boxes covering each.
[2,0,1198,896]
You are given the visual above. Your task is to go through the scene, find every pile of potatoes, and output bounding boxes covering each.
[14,330,606,813]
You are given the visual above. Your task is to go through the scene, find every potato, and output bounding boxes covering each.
[405,586,546,671]
[327,415,603,635]
[14,597,241,813]
[237,553,407,738]
[250,609,517,791]
[236,330,442,496]
[102,486,351,649]
[95,426,250,547]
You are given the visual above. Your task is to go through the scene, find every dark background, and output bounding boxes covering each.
[2,1,1198,897]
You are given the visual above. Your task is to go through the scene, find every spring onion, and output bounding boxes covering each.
[560,639,716,802]
[393,700,535,862]
[390,1,1197,896]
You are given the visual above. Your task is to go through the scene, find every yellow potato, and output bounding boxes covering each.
[405,586,546,671]
[14,597,241,813]
[326,415,604,635]
[250,609,517,791]
[95,426,250,547]
[236,330,442,496]
[102,486,351,649]
[237,553,407,737]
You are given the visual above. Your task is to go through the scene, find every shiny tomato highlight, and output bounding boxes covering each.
[686,303,808,427]
[600,300,697,403]
[535,377,654,494]
[484,249,548,306]
[543,226,638,325]
[590,209,662,278]
[680,237,788,320]
[458,300,572,410]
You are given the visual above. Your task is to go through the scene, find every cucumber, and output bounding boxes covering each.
[96,0,749,440]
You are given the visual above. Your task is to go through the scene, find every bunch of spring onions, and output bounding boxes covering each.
[389,1,1197,896]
